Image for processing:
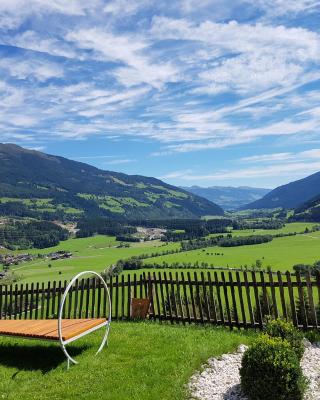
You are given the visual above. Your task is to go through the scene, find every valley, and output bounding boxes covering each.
[1,222,318,284]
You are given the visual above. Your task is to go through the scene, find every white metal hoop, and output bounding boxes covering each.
[58,270,111,368]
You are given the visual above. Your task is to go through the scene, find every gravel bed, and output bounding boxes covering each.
[188,341,320,400]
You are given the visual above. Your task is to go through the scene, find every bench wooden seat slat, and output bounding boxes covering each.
[0,319,107,341]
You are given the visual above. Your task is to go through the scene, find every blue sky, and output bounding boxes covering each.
[0,0,320,189]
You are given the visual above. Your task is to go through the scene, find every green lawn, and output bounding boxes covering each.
[0,322,255,400]
[144,230,320,271]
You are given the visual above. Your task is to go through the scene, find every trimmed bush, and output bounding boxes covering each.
[240,335,307,400]
[265,318,304,359]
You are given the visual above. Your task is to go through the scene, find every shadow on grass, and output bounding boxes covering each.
[0,342,89,374]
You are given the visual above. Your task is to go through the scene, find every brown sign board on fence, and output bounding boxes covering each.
[131,298,150,319]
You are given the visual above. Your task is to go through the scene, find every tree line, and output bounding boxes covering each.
[0,220,69,249]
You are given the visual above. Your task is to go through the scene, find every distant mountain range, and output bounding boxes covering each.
[181,186,270,210]
[0,144,223,219]
[242,171,320,210]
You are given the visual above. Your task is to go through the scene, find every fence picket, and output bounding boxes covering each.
[286,271,298,327]
[187,271,197,321]
[229,272,239,328]
[268,271,278,319]
[243,271,254,328]
[296,271,308,330]
[221,272,232,328]
[214,271,224,325]
[164,272,173,323]
[235,271,246,327]
[207,272,217,323]
[252,272,263,329]
[306,271,317,328]
[153,272,161,320]
[277,271,287,319]
[181,272,191,323]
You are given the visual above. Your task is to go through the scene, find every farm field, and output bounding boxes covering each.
[143,230,320,271]
[9,236,179,284]
[0,322,254,400]
[230,222,316,236]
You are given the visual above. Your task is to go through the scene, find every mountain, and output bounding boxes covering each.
[181,186,270,210]
[290,194,320,222]
[0,144,223,219]
[242,171,320,210]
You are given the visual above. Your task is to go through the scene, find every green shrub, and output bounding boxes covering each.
[304,329,320,343]
[240,335,307,400]
[265,318,304,359]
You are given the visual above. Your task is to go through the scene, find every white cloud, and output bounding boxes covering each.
[0,0,102,29]
[240,149,320,163]
[4,31,79,59]
[0,57,64,82]
[66,28,180,88]
[240,153,293,162]
[151,17,320,95]
[161,160,320,182]
[247,0,320,17]
[103,0,149,16]
[104,158,136,165]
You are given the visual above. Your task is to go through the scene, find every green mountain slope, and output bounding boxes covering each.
[290,195,320,222]
[0,144,223,219]
[181,186,270,210]
[242,171,320,210]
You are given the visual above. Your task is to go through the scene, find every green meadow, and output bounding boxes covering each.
[143,230,320,271]
[1,222,319,284]
[9,236,179,284]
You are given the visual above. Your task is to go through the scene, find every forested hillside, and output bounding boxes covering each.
[290,195,320,222]
[0,144,223,220]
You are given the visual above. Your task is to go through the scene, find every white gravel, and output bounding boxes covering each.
[188,341,320,400]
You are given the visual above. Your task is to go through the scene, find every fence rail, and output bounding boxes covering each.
[0,270,319,331]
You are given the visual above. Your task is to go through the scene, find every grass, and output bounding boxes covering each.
[0,197,83,215]
[0,322,255,400]
[230,222,316,236]
[9,236,180,284]
[144,230,320,271]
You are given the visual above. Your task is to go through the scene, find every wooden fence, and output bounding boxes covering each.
[0,270,319,330]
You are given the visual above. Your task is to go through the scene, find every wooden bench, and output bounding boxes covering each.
[0,271,111,369]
